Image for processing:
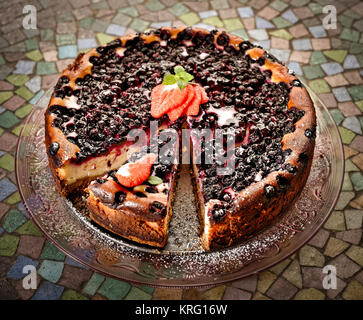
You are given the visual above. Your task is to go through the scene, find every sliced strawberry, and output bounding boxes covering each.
[151,84,163,106]
[160,85,188,112]
[167,85,194,122]
[200,86,209,104]
[151,84,189,118]
[115,153,157,188]
[185,85,202,116]
[151,84,166,118]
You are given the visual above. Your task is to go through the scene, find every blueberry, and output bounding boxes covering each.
[49,142,60,156]
[217,33,229,46]
[96,178,107,184]
[305,128,315,139]
[211,206,226,222]
[298,152,309,165]
[59,76,69,84]
[89,56,99,65]
[160,29,171,40]
[221,175,235,188]
[277,175,289,189]
[145,186,158,193]
[264,185,276,198]
[149,201,166,216]
[134,192,147,198]
[221,192,232,202]
[291,79,302,87]
[115,191,126,204]
[285,164,297,174]
[239,41,252,52]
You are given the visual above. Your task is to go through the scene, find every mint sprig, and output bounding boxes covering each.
[162,66,194,90]
[147,176,163,185]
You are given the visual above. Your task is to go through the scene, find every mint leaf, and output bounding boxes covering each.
[177,80,187,90]
[147,176,163,185]
[174,66,185,74]
[178,71,194,82]
[162,73,177,85]
[162,66,194,90]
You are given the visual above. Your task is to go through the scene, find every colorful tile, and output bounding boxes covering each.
[83,273,105,296]
[7,255,38,280]
[38,260,64,283]
[40,241,66,261]
[3,209,26,232]
[0,234,19,256]
[58,45,78,59]
[32,282,64,300]
[98,278,131,300]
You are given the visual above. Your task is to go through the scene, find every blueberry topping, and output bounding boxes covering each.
[291,79,302,87]
[216,33,229,46]
[277,175,289,189]
[49,142,60,156]
[114,191,126,204]
[96,178,107,184]
[145,186,158,193]
[211,205,226,222]
[221,192,232,202]
[299,153,309,165]
[305,128,315,139]
[134,192,147,198]
[149,201,166,216]
[264,185,276,198]
[59,76,69,84]
[285,164,297,174]
[49,28,311,196]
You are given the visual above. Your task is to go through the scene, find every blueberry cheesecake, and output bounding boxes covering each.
[45,27,316,250]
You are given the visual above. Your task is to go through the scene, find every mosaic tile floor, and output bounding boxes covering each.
[0,0,362,300]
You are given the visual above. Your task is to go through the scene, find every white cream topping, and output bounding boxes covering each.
[116,47,126,57]
[199,52,209,60]
[65,96,80,110]
[117,163,131,177]
[180,46,188,57]
[208,106,238,127]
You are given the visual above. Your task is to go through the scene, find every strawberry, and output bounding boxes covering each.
[150,66,209,121]
[115,153,157,188]
[150,84,164,116]
[200,86,209,104]
[185,85,202,116]
[151,84,189,118]
[167,84,194,122]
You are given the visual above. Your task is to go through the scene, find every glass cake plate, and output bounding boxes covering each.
[16,87,344,288]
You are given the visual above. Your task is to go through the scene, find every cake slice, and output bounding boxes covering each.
[86,131,179,247]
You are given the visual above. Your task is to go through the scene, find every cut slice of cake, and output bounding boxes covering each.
[86,131,179,247]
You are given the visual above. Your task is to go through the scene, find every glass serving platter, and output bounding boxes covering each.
[16,88,344,288]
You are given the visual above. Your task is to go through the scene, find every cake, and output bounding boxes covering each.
[45,27,316,250]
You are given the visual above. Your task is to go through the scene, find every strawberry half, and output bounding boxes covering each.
[115,153,157,188]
